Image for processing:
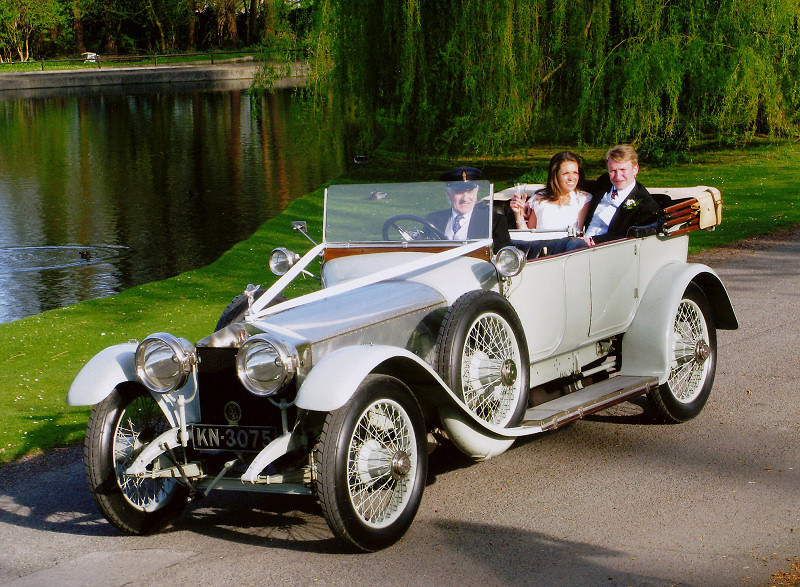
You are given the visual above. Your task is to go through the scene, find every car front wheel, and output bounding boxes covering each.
[648,283,717,422]
[315,375,427,552]
[85,384,189,534]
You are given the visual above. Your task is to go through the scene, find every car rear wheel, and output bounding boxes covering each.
[648,283,717,422]
[435,291,529,427]
[315,375,427,552]
[85,384,188,534]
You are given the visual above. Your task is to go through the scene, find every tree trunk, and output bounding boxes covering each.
[262,0,274,39]
[144,0,166,52]
[102,0,120,54]
[248,0,258,44]
[186,0,197,50]
[225,0,237,42]
[72,0,85,54]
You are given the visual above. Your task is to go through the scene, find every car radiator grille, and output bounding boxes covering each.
[195,347,293,428]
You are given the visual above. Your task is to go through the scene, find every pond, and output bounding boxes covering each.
[0,80,346,324]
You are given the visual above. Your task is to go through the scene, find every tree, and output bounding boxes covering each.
[310,0,800,156]
[0,0,66,61]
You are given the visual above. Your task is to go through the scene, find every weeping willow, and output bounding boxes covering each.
[309,0,800,156]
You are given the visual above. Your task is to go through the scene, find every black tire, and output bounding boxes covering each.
[84,384,189,534]
[647,283,717,423]
[435,291,529,427]
[315,375,428,552]
[215,289,286,331]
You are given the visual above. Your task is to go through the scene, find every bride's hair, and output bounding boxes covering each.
[539,151,583,203]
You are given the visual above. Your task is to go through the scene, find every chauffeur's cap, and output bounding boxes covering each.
[441,166,482,192]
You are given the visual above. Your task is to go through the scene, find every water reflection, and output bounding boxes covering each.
[0,81,345,324]
[0,245,130,271]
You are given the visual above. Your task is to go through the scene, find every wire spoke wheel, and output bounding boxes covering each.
[667,300,712,403]
[648,284,717,423]
[347,399,417,527]
[461,312,521,425]
[316,375,427,551]
[85,385,188,534]
[436,291,529,428]
[112,394,178,512]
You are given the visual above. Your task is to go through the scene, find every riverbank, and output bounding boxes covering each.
[0,60,308,92]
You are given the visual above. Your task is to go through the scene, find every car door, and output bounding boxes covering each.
[587,240,640,338]
[506,252,591,362]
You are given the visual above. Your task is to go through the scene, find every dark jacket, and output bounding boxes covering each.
[583,175,661,244]
[425,201,510,252]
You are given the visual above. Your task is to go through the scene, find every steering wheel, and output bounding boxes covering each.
[381,214,448,241]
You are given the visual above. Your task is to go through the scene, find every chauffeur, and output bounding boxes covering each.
[425,166,511,251]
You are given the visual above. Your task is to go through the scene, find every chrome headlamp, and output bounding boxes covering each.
[236,334,298,397]
[135,333,198,393]
[269,247,300,276]
[494,246,526,278]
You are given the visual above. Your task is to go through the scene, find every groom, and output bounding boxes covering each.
[576,144,661,247]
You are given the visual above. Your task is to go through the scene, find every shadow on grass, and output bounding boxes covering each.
[3,412,89,464]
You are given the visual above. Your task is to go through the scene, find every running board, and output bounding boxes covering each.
[520,375,659,432]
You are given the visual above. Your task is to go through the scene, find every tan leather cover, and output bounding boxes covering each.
[651,186,722,228]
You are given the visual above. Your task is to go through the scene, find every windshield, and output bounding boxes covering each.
[324,181,494,244]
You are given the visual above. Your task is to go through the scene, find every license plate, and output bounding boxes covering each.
[190,425,277,452]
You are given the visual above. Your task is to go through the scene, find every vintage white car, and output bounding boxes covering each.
[67,179,737,551]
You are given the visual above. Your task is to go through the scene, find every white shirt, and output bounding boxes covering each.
[531,190,591,230]
[446,210,473,240]
[585,183,636,238]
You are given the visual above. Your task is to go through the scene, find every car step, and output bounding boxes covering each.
[520,375,659,431]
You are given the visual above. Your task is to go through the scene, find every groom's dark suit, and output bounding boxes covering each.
[583,174,661,244]
[425,201,510,252]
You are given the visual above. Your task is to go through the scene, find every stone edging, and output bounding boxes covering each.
[0,61,309,92]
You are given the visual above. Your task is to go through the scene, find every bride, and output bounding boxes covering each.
[509,151,592,257]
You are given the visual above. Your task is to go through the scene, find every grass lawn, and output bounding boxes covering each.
[0,141,798,464]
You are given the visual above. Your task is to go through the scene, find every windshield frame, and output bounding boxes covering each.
[322,181,495,246]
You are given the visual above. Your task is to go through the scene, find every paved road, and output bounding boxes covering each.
[1,233,798,586]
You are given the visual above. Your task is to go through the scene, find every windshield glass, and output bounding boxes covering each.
[324,181,494,244]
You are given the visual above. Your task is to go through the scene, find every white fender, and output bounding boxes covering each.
[439,407,515,461]
[295,345,444,412]
[66,343,138,406]
[295,344,525,461]
[621,262,732,384]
